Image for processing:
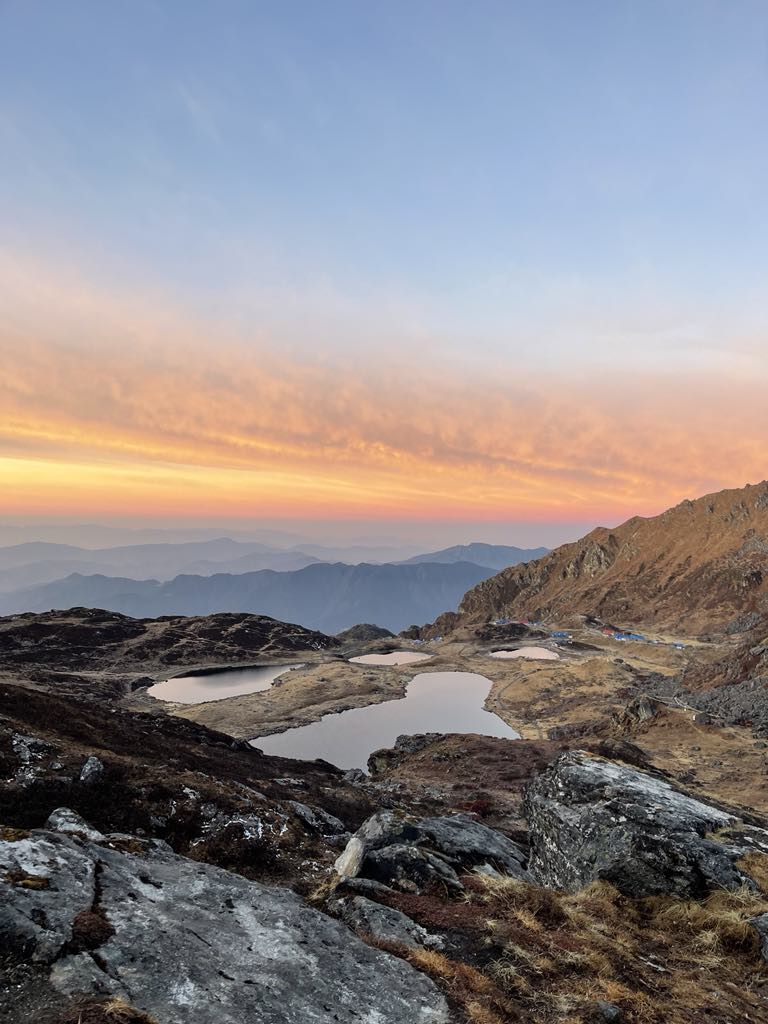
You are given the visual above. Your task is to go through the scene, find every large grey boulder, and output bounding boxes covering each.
[334,810,418,878]
[286,800,347,836]
[365,844,463,893]
[523,751,768,898]
[0,832,96,963]
[0,829,449,1024]
[334,810,529,892]
[331,895,443,949]
[417,814,529,877]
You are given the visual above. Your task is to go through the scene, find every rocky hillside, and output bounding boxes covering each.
[436,481,768,635]
[0,607,338,669]
[0,608,340,701]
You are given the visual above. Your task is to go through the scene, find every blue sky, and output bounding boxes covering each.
[2,0,767,325]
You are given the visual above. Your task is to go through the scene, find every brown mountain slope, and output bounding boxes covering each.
[436,481,768,635]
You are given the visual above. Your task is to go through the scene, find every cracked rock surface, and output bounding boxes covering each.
[523,751,768,897]
[0,825,449,1024]
[330,894,443,949]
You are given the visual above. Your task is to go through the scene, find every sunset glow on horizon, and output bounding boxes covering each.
[2,2,767,535]
[2,249,766,529]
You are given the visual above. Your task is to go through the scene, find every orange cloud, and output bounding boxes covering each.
[1,251,766,524]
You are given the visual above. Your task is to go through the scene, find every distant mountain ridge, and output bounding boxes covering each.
[427,482,768,636]
[402,542,548,570]
[0,538,321,591]
[0,538,535,592]
[1,560,496,634]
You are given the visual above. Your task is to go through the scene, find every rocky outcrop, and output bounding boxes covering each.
[286,800,348,838]
[364,844,464,892]
[681,676,768,735]
[9,731,53,784]
[330,894,443,949]
[749,912,768,962]
[367,733,444,775]
[436,481,768,635]
[78,756,105,784]
[44,807,106,842]
[682,619,768,692]
[671,619,768,735]
[334,810,529,892]
[523,752,768,898]
[0,823,449,1024]
[0,607,339,680]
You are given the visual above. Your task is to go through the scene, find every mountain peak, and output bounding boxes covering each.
[446,481,768,635]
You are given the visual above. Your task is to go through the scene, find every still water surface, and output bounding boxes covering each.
[490,647,560,661]
[251,670,519,769]
[349,651,432,666]
[148,664,303,704]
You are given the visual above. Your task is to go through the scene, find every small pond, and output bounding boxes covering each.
[251,670,519,769]
[349,651,433,667]
[148,664,304,704]
[489,647,560,661]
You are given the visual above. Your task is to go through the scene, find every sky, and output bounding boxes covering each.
[1,0,767,546]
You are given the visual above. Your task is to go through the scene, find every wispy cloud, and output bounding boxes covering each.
[1,250,765,522]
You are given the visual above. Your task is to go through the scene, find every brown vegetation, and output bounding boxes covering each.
[433,481,768,635]
[381,875,768,1024]
[51,997,158,1024]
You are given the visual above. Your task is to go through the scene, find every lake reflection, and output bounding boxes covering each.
[251,670,518,769]
[349,651,432,666]
[148,664,303,704]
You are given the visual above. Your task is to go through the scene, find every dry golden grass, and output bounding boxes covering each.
[476,875,768,1023]
[738,851,768,893]
[307,875,339,906]
[3,869,49,890]
[0,825,30,841]
[100,999,157,1024]
[374,943,523,1024]
[102,1000,158,1024]
[379,875,768,1024]
[65,997,159,1024]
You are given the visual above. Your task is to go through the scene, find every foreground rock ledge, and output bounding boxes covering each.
[523,750,768,898]
[0,826,449,1024]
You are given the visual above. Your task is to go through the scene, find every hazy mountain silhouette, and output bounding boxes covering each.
[401,542,548,570]
[0,539,320,592]
[1,560,496,633]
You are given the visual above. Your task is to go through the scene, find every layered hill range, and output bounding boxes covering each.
[429,481,768,636]
[0,542,545,634]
